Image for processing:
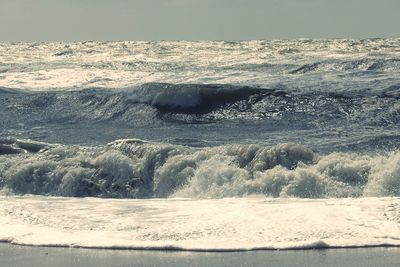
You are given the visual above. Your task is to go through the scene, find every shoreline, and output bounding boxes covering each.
[1,243,400,267]
[2,240,400,253]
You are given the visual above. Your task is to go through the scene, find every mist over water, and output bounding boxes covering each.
[1,39,400,198]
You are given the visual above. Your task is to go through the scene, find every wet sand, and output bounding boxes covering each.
[1,243,399,267]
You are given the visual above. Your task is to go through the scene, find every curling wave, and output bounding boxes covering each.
[1,138,400,199]
[1,82,399,127]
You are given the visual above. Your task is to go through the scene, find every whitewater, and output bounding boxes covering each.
[1,39,400,251]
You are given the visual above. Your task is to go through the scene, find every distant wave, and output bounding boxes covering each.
[223,57,400,74]
[1,137,400,199]
[290,58,400,74]
[1,39,399,93]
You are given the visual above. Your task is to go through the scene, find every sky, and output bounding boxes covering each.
[0,0,399,41]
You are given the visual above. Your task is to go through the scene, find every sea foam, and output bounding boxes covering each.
[1,138,400,199]
[1,196,399,251]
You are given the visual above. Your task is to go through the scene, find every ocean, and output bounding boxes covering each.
[0,39,400,251]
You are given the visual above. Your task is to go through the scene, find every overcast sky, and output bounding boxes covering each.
[1,0,399,41]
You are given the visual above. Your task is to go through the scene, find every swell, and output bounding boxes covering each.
[0,83,399,127]
[290,58,400,74]
[1,138,400,199]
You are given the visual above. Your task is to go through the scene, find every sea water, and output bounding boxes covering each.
[0,39,400,250]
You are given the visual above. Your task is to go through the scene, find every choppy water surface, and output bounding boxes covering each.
[1,39,400,198]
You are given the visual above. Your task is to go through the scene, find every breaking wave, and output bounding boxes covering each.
[1,138,400,199]
[1,82,399,126]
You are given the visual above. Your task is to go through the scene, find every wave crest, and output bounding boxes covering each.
[1,83,400,128]
[122,83,268,111]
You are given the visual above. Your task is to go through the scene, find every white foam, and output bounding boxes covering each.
[1,196,399,251]
[2,139,400,199]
